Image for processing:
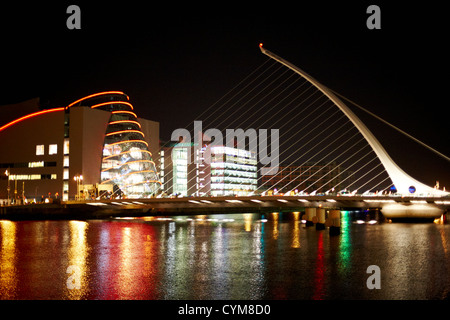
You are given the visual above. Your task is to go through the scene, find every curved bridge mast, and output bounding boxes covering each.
[259,44,448,196]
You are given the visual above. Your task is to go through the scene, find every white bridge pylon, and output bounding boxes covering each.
[259,45,448,196]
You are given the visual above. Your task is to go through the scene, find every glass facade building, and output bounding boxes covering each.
[171,147,189,196]
[210,146,257,196]
[0,92,159,202]
[68,92,161,198]
[160,144,257,197]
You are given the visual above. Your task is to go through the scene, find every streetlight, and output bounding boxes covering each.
[5,169,10,205]
[74,175,83,200]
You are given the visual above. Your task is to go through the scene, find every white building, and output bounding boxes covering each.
[160,144,257,197]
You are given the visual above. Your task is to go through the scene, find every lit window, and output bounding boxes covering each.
[64,139,70,155]
[63,168,69,180]
[28,161,44,168]
[9,174,41,180]
[49,144,58,155]
[63,156,69,167]
[36,145,44,156]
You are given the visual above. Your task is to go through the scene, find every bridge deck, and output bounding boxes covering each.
[1,195,448,220]
[70,195,449,215]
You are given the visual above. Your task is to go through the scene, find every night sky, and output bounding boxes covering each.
[1,1,449,188]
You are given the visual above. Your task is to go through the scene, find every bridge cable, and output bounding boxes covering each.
[293,136,368,193]
[369,176,394,194]
[170,65,293,191]
[327,155,380,192]
[256,117,359,192]
[195,57,275,124]
[306,143,374,193]
[315,149,377,192]
[330,89,450,163]
[161,59,279,190]
[184,78,325,193]
[209,71,298,130]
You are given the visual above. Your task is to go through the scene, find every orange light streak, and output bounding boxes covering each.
[109,120,141,128]
[105,130,144,137]
[0,107,65,133]
[112,110,138,118]
[105,140,149,148]
[103,149,152,160]
[66,91,128,108]
[101,159,155,172]
[91,101,134,110]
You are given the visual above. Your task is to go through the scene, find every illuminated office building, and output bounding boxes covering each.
[159,142,198,197]
[209,146,257,196]
[160,143,257,197]
[0,91,161,202]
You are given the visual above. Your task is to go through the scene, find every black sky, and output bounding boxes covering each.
[1,1,449,187]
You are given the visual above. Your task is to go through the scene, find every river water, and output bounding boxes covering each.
[0,212,449,300]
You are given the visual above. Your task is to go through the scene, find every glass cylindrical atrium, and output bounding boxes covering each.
[68,91,161,198]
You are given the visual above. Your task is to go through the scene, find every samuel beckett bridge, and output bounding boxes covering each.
[74,45,449,220]
[3,45,449,221]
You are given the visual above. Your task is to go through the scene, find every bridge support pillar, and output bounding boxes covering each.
[328,210,341,236]
[315,208,325,230]
[305,208,316,227]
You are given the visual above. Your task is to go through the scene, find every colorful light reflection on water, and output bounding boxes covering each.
[0,212,449,300]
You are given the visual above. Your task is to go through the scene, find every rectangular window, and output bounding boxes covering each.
[63,156,69,167]
[64,139,70,155]
[49,144,58,155]
[9,174,41,180]
[41,174,57,180]
[36,145,44,156]
[28,161,44,168]
[63,168,69,180]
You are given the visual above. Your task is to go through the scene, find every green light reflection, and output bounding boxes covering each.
[338,211,352,274]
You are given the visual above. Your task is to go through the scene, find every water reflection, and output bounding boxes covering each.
[291,212,300,248]
[67,221,88,299]
[0,221,17,299]
[0,213,449,300]
[243,213,252,232]
[338,211,352,275]
[272,212,279,239]
[438,227,448,256]
[312,232,325,300]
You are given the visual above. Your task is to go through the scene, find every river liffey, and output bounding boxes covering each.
[1,213,449,300]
